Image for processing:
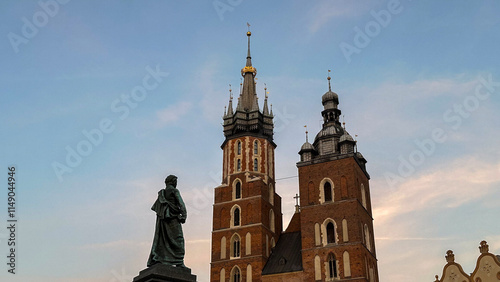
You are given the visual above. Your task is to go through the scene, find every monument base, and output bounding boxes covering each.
[133,264,197,282]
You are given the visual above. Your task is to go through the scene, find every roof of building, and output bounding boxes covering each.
[284,212,301,233]
[300,141,314,151]
[261,231,303,275]
[339,131,354,143]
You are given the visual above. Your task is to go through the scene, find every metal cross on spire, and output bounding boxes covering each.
[327,69,332,92]
[294,193,300,213]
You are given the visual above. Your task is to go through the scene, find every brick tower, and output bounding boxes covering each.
[210,31,282,282]
[295,73,379,281]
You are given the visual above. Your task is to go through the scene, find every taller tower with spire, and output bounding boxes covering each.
[210,30,281,282]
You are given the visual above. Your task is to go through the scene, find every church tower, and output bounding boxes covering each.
[210,31,282,282]
[295,73,379,281]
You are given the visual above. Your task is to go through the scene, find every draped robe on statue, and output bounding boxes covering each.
[147,175,187,267]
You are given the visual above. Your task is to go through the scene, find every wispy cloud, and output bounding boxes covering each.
[373,156,500,226]
[307,1,375,33]
[156,101,193,126]
[346,75,484,139]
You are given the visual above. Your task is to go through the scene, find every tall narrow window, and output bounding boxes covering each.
[314,255,321,280]
[254,140,258,155]
[269,184,274,205]
[220,236,226,259]
[220,268,225,282]
[269,209,275,232]
[246,264,252,282]
[234,208,240,226]
[364,224,371,251]
[237,159,241,172]
[233,238,240,257]
[343,251,351,277]
[342,219,349,242]
[235,181,241,199]
[254,158,258,171]
[230,234,241,258]
[361,184,367,209]
[327,222,335,244]
[231,267,241,282]
[314,223,321,246]
[324,182,332,202]
[245,233,251,255]
[328,253,338,278]
[237,141,241,155]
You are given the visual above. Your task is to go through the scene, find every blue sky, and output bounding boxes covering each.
[1,1,499,281]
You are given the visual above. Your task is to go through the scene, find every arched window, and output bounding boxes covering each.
[253,158,258,172]
[324,182,332,202]
[319,178,334,204]
[364,224,371,251]
[234,208,240,226]
[230,205,241,228]
[220,236,226,259]
[230,234,241,258]
[266,234,269,257]
[269,209,275,232]
[246,264,252,282]
[237,141,241,155]
[237,159,241,171]
[343,251,351,277]
[235,181,241,199]
[361,184,367,209]
[328,253,338,279]
[342,219,349,242]
[230,266,241,282]
[269,184,274,205]
[220,268,225,282]
[245,232,251,255]
[254,140,258,155]
[327,222,335,244]
[314,223,321,246]
[314,255,321,280]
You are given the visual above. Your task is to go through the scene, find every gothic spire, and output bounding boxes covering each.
[239,30,258,112]
[226,85,234,116]
[263,84,270,115]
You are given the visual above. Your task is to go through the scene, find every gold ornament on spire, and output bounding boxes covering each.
[242,25,257,76]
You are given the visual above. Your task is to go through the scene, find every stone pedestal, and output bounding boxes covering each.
[133,264,197,282]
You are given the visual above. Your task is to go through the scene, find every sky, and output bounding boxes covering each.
[1,1,499,281]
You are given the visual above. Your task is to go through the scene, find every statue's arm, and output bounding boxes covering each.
[175,189,187,223]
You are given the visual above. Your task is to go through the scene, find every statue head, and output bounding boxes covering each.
[165,175,178,187]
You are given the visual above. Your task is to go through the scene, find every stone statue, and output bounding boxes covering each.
[147,175,187,268]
